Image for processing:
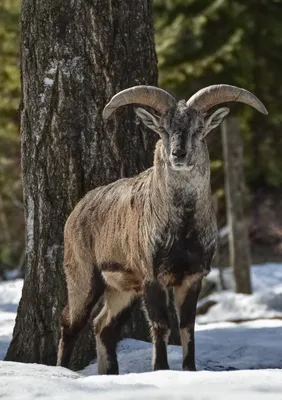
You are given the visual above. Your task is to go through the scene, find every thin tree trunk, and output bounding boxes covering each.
[221,118,252,294]
[6,0,177,369]
[212,195,226,290]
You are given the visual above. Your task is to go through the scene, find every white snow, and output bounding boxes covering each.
[208,262,282,293]
[218,224,229,238]
[0,264,282,399]
[47,66,57,75]
[1,361,282,400]
[44,77,54,86]
[26,195,35,254]
[198,263,282,323]
[0,279,23,361]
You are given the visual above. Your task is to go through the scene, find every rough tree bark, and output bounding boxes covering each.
[5,0,179,370]
[221,118,252,294]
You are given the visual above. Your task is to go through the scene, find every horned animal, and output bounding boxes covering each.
[57,84,267,374]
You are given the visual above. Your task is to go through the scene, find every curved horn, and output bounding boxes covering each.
[103,85,176,121]
[186,84,268,115]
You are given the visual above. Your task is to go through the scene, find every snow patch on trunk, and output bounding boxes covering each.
[44,77,54,86]
[26,196,35,254]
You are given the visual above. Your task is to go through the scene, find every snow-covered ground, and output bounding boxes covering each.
[198,263,282,323]
[0,279,22,360]
[0,264,282,399]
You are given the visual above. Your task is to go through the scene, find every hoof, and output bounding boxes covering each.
[183,364,196,371]
[153,363,170,371]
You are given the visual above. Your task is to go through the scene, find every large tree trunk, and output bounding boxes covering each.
[5,0,180,370]
[221,118,252,294]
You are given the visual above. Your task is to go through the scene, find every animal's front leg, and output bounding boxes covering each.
[143,281,170,371]
[173,276,202,371]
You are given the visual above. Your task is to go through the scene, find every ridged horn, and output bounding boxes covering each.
[186,84,268,115]
[103,85,176,121]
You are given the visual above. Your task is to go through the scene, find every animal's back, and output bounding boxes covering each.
[64,169,154,274]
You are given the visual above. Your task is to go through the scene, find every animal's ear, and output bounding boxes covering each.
[203,107,230,138]
[135,107,162,136]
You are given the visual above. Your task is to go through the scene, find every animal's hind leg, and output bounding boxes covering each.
[93,288,136,375]
[57,263,105,368]
[143,281,170,371]
[57,304,79,368]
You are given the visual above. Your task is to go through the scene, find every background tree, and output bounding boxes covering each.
[5,0,162,369]
[153,0,282,267]
[221,118,252,294]
[2,0,282,277]
[154,0,282,188]
[0,0,23,273]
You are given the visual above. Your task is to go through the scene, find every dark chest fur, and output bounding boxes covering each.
[152,203,217,286]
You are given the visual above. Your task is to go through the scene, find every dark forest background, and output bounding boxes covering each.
[1,0,282,274]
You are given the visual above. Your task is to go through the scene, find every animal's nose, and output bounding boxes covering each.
[172,149,187,158]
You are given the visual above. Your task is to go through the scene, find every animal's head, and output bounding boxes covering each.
[103,85,267,172]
